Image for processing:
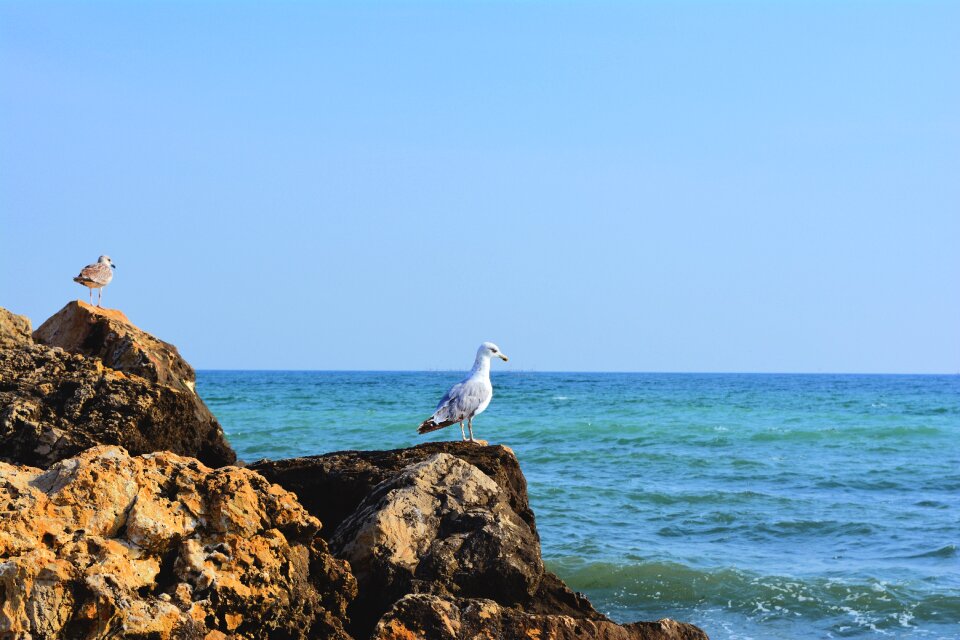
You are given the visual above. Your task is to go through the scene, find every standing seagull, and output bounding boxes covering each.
[418,342,509,442]
[73,255,116,307]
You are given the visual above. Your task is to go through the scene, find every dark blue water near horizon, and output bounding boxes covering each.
[196,371,960,639]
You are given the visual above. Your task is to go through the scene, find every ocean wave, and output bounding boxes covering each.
[904,406,957,416]
[914,500,950,509]
[901,544,957,560]
[646,515,880,543]
[628,489,787,507]
[753,519,877,538]
[547,557,960,631]
[749,425,945,443]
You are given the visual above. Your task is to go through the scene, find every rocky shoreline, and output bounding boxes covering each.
[0,302,708,640]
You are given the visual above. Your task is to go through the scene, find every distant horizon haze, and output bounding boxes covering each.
[2,1,957,374]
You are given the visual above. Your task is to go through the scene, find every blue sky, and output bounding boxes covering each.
[1,1,957,372]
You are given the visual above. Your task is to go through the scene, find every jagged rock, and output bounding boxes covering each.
[257,444,708,639]
[254,445,611,628]
[371,594,710,640]
[0,309,31,348]
[34,301,197,393]
[2,301,710,639]
[0,304,235,468]
[252,443,600,620]
[250,442,538,544]
[0,445,356,640]
[328,453,544,636]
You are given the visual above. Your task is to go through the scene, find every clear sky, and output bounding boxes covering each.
[1,1,957,373]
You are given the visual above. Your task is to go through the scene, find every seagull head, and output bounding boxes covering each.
[98,255,116,269]
[480,341,509,362]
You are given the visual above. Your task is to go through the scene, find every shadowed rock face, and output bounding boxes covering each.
[253,444,708,640]
[328,453,545,637]
[250,442,538,541]
[252,442,606,635]
[372,594,710,640]
[1,303,709,640]
[0,445,356,640]
[0,304,235,468]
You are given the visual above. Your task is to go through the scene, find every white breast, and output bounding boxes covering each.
[472,378,493,417]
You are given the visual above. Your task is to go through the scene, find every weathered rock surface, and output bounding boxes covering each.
[328,453,545,636]
[0,309,31,348]
[250,442,538,544]
[1,303,708,639]
[0,304,235,468]
[372,594,710,640]
[34,301,198,393]
[0,445,356,639]
[258,445,706,639]
[252,443,602,628]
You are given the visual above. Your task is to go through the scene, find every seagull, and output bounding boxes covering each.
[418,342,509,442]
[73,255,116,307]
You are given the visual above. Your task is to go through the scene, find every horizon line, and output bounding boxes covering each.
[194,368,959,376]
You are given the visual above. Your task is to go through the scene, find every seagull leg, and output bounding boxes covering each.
[98,288,103,307]
[460,422,466,441]
[88,288,93,305]
[467,417,475,442]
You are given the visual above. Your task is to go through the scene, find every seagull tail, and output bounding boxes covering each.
[417,417,456,435]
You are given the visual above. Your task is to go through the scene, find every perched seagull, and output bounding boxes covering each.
[418,342,509,442]
[73,255,116,307]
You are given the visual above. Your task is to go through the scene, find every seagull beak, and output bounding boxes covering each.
[499,353,509,362]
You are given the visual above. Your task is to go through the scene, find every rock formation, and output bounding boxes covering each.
[328,453,545,636]
[0,303,709,639]
[34,301,199,393]
[0,309,31,348]
[372,594,709,640]
[0,445,355,640]
[0,304,235,468]
[252,444,708,640]
[250,442,538,543]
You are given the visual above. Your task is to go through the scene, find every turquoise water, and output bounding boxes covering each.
[197,372,960,639]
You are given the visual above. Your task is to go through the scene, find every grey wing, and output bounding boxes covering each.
[431,378,488,424]
[434,382,462,412]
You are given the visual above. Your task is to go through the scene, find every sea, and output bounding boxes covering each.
[196,371,960,639]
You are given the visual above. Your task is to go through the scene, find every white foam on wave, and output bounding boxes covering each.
[835,604,896,636]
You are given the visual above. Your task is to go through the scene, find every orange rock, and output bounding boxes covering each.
[0,303,236,469]
[0,446,355,640]
[371,594,710,640]
[33,301,191,392]
[224,612,243,631]
[0,307,31,347]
